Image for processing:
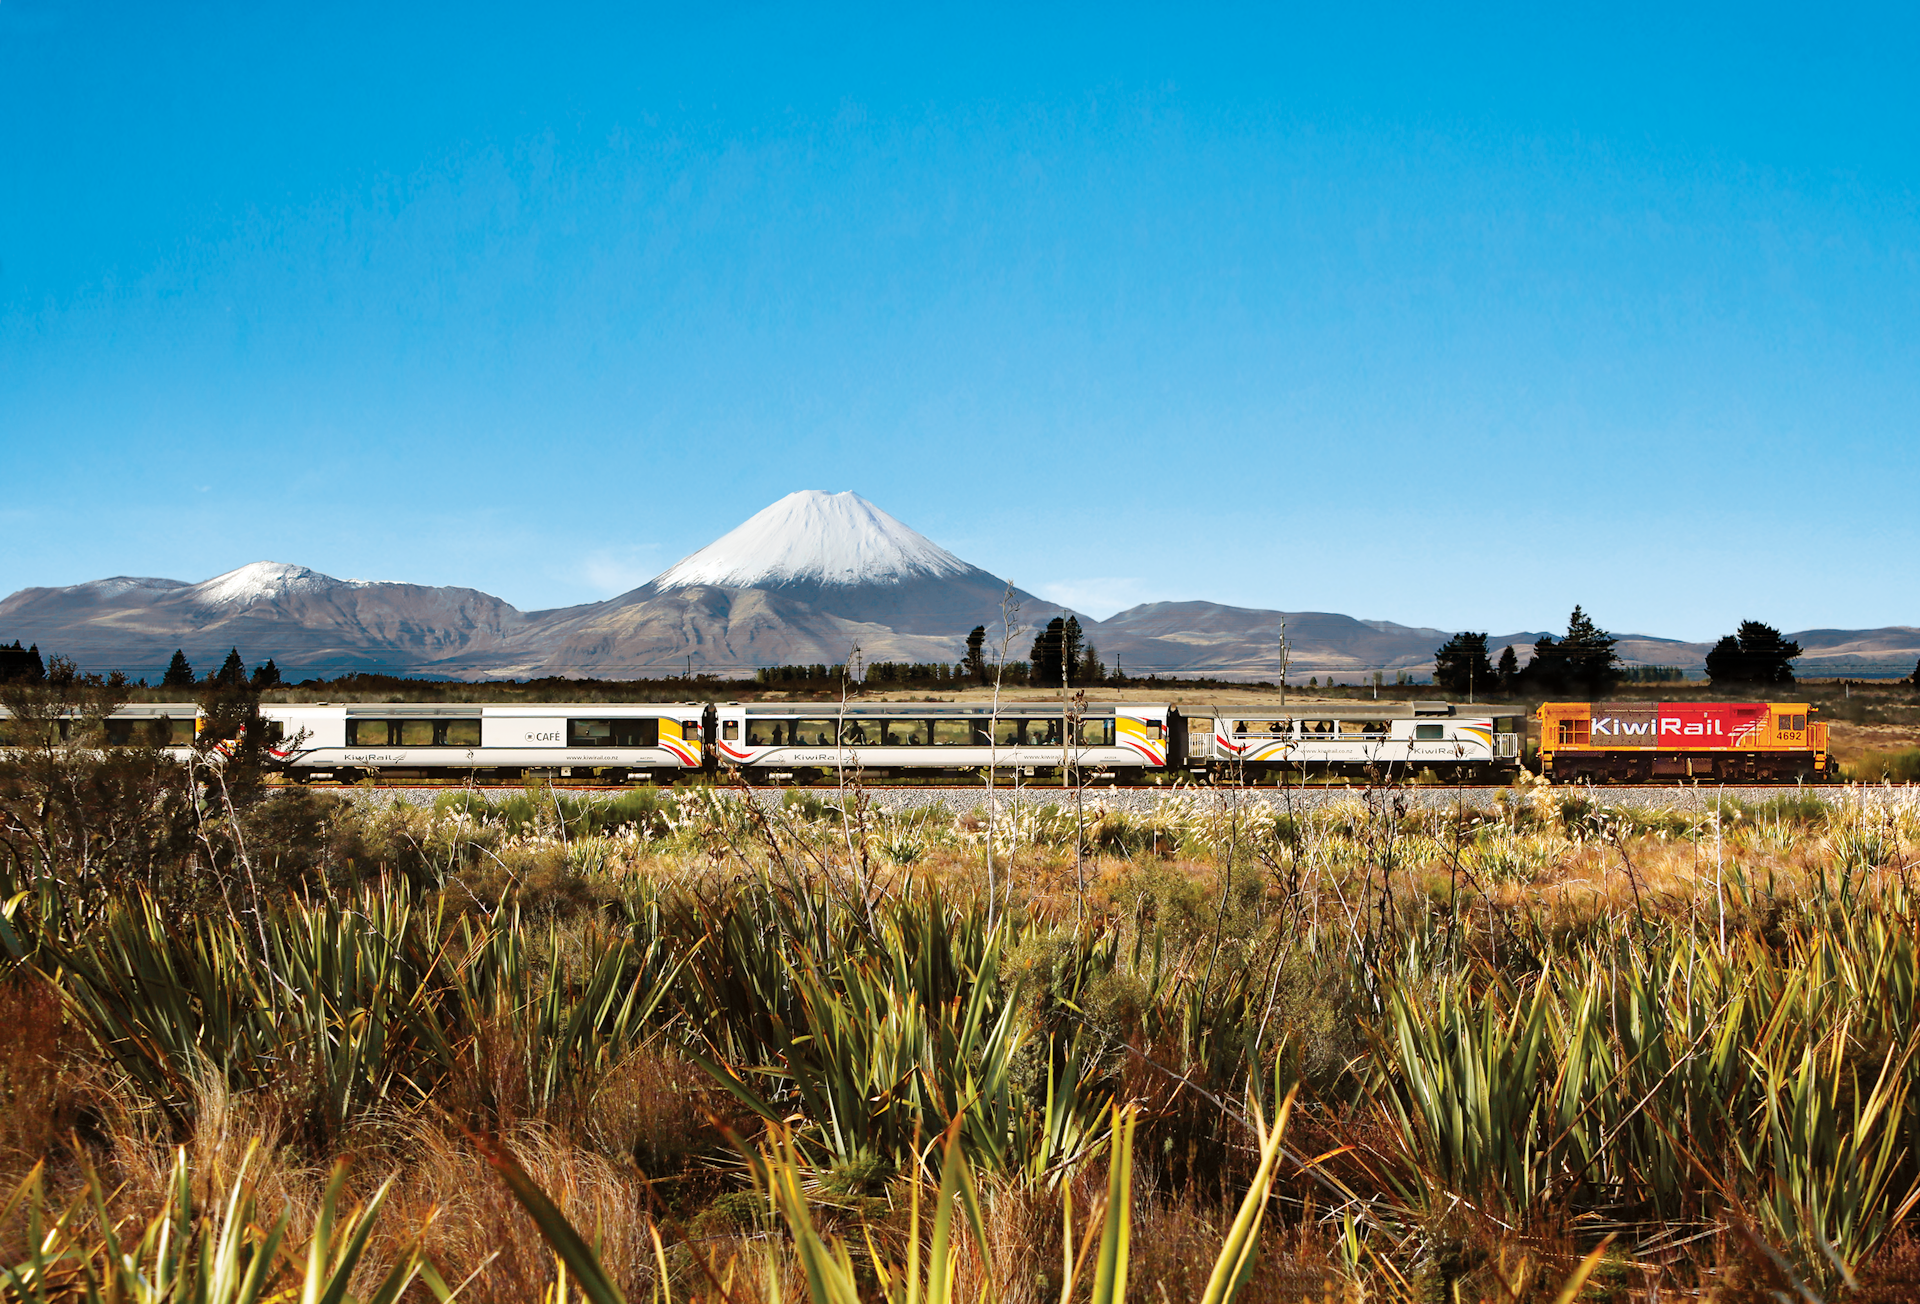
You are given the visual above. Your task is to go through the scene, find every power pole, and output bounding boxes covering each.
[1278,616,1290,708]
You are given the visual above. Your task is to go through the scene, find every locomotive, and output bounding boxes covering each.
[1536,701,1834,783]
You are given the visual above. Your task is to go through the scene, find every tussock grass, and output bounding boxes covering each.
[4,771,1920,1299]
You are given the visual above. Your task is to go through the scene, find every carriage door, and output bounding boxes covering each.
[1186,716,1215,764]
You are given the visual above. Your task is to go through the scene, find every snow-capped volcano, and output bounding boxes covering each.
[613,489,1052,640]
[653,491,973,590]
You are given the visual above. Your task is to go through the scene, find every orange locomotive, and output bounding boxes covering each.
[1536,701,1833,784]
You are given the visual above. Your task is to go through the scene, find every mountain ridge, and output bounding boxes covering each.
[4,493,1916,681]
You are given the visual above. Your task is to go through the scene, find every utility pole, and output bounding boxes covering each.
[1278,616,1290,708]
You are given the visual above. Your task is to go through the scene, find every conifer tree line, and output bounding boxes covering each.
[1432,608,1808,697]
[1433,606,1624,697]
[0,640,45,683]
[158,648,282,690]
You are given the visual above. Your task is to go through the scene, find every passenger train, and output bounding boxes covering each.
[1,699,1526,785]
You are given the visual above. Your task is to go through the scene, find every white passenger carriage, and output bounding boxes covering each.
[1177,702,1524,782]
[712,702,1172,782]
[260,703,709,783]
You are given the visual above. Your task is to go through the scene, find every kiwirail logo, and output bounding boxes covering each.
[1591,717,1660,737]
[1661,719,1724,736]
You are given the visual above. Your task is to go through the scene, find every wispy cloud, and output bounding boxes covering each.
[1032,577,1158,621]
[581,545,665,597]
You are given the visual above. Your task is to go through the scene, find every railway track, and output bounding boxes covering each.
[309,781,1908,811]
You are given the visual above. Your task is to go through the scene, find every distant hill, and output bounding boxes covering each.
[2,492,1913,682]
[0,562,526,681]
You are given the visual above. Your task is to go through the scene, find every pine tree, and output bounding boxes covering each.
[1522,607,1620,696]
[964,626,987,684]
[215,648,247,688]
[1061,617,1085,684]
[1029,618,1065,687]
[250,658,283,690]
[1432,632,1494,695]
[1078,641,1104,685]
[161,649,195,688]
[1704,636,1745,685]
[1705,621,1801,685]
[1496,645,1519,692]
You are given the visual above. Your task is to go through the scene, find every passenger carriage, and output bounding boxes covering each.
[1175,702,1524,782]
[257,702,709,784]
[711,701,1172,783]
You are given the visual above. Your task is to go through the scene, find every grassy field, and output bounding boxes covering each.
[4,758,1920,1301]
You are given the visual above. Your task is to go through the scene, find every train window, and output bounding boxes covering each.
[881,719,930,746]
[172,718,198,745]
[1414,724,1444,741]
[348,719,392,746]
[1187,717,1213,739]
[1299,719,1334,735]
[1077,718,1116,746]
[1792,714,1806,732]
[839,720,871,744]
[682,720,702,741]
[930,719,975,746]
[787,720,834,745]
[444,720,481,747]
[572,718,658,747]
[722,721,739,742]
[994,718,1060,746]
[399,720,436,747]
[105,719,171,747]
[1556,719,1590,746]
[1339,721,1389,736]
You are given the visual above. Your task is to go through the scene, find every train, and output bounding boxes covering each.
[0,698,1838,785]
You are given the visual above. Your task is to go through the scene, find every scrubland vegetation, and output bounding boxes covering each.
[5,716,1920,1299]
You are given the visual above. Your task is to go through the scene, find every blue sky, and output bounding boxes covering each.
[3,3,1916,641]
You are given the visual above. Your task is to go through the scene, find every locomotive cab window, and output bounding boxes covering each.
[1556,718,1591,746]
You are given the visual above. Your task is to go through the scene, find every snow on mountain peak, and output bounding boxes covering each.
[66,576,189,599]
[188,561,360,608]
[652,491,975,591]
